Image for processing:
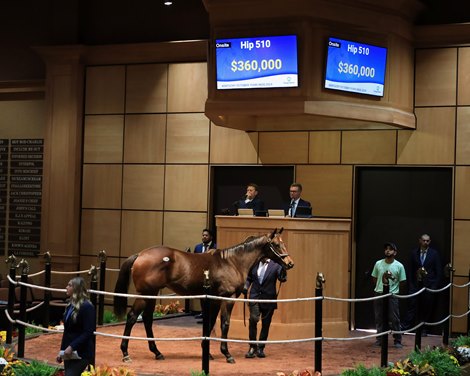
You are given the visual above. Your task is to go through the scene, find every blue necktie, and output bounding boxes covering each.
[420,251,426,265]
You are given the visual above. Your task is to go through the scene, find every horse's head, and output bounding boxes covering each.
[265,228,294,270]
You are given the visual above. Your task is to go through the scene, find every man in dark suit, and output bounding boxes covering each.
[194,228,217,254]
[243,257,287,358]
[194,228,217,321]
[235,183,265,214]
[284,183,311,217]
[403,233,442,334]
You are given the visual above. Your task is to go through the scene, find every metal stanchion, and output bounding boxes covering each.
[380,270,393,368]
[17,259,29,358]
[5,254,17,345]
[414,268,426,351]
[43,252,52,329]
[201,269,211,375]
[314,272,325,374]
[443,263,454,346]
[98,250,107,326]
[89,265,98,367]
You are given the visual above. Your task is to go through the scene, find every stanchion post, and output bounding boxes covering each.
[380,273,390,368]
[98,250,107,326]
[5,255,17,345]
[89,265,98,367]
[202,269,211,375]
[17,259,29,358]
[414,269,425,351]
[43,252,52,328]
[314,272,325,374]
[467,268,470,338]
[443,263,454,346]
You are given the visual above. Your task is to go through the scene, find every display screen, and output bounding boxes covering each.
[215,35,298,90]
[324,37,387,97]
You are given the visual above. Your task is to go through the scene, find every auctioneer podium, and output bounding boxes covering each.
[215,215,351,340]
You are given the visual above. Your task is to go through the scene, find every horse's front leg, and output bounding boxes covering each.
[121,299,146,362]
[219,300,236,363]
[142,298,165,360]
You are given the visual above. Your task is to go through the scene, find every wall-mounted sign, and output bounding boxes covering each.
[324,37,387,97]
[215,35,298,90]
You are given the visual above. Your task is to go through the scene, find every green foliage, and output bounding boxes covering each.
[9,359,59,376]
[25,322,43,335]
[341,364,387,376]
[190,371,209,376]
[451,335,470,348]
[407,347,460,376]
[102,310,118,324]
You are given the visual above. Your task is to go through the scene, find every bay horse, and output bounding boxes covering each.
[113,228,294,363]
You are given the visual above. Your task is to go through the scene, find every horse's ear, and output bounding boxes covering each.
[269,228,277,239]
[278,227,284,234]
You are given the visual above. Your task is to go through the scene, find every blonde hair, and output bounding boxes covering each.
[68,276,90,321]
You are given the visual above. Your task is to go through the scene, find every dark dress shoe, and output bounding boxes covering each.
[245,347,256,358]
[257,349,266,358]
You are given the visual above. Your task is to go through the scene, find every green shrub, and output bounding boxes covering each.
[451,335,470,348]
[341,364,386,376]
[102,310,118,324]
[190,370,209,376]
[408,346,460,376]
[9,359,59,376]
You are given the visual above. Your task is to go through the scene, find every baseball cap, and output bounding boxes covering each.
[384,242,397,251]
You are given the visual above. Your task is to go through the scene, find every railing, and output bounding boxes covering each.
[2,251,469,375]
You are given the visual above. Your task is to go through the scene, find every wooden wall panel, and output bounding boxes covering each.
[415,48,457,107]
[123,114,166,163]
[122,165,164,210]
[166,113,210,163]
[453,220,470,276]
[85,66,125,114]
[457,47,470,106]
[296,165,353,218]
[308,131,341,164]
[456,107,470,164]
[210,123,258,164]
[83,115,124,163]
[342,130,396,164]
[164,165,208,211]
[125,64,168,113]
[80,209,121,257]
[455,166,470,219]
[451,276,468,333]
[120,210,163,257]
[397,107,455,165]
[163,212,207,251]
[259,132,308,164]
[82,165,122,209]
[167,62,207,112]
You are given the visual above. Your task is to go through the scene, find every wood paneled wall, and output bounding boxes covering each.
[80,44,470,332]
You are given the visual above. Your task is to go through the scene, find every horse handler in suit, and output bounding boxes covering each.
[243,257,287,358]
[403,233,442,334]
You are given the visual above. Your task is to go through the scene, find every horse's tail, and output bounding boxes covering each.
[113,254,138,319]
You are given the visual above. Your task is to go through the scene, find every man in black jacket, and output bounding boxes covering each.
[244,257,287,358]
[403,233,442,334]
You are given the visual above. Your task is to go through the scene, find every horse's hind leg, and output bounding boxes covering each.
[142,298,164,360]
[219,300,236,363]
[121,298,146,362]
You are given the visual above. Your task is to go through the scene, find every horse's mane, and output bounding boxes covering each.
[215,234,268,260]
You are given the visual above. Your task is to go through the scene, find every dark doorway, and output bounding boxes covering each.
[354,167,452,331]
[210,165,294,228]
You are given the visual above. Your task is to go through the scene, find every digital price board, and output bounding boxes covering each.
[324,37,387,97]
[215,35,298,90]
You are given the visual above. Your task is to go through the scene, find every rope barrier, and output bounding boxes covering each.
[5,267,470,358]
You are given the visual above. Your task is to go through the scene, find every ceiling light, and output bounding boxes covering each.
[164,1,173,5]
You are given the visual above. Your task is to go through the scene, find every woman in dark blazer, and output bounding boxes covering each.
[57,276,96,376]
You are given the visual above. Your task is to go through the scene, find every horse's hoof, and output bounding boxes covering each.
[155,353,165,360]
[122,355,132,363]
[226,356,235,364]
